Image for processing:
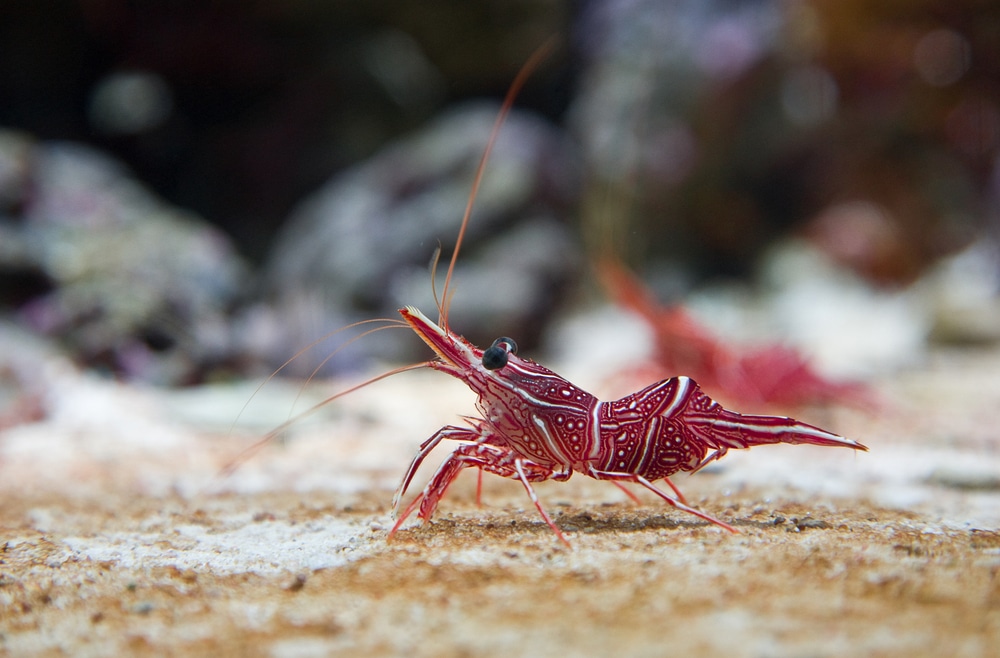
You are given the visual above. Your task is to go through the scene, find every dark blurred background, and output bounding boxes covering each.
[0,1,571,261]
[1,0,998,385]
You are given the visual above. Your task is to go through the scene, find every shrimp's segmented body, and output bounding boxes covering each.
[390,307,865,546]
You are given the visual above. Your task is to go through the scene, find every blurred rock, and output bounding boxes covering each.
[757,240,929,378]
[570,0,995,286]
[0,319,67,430]
[0,2,570,263]
[922,240,1000,346]
[0,130,249,385]
[571,0,789,276]
[87,70,174,136]
[259,104,579,371]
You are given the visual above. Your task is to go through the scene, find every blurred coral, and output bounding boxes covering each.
[573,0,999,286]
[0,134,248,385]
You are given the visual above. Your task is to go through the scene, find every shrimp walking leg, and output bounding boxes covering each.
[391,425,482,515]
[389,441,567,544]
[589,468,737,533]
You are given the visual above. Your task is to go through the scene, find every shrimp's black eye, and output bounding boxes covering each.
[482,336,517,370]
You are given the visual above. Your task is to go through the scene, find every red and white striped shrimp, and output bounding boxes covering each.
[389,307,865,547]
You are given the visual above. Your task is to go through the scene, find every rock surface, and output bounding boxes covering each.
[1,313,998,656]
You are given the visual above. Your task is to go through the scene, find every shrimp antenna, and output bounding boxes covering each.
[290,322,412,417]
[215,360,431,486]
[429,243,443,316]
[438,36,558,328]
[227,317,408,439]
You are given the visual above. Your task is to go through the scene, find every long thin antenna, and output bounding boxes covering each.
[227,317,408,440]
[438,36,559,328]
[214,361,431,486]
[429,244,443,313]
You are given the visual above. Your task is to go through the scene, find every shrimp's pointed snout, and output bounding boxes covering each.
[399,306,479,368]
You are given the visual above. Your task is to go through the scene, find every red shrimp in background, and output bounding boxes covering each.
[597,259,875,412]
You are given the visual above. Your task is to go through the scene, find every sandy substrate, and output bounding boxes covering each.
[1,328,999,657]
